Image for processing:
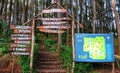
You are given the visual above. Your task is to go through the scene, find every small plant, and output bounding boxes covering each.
[18,43,39,73]
[45,39,56,52]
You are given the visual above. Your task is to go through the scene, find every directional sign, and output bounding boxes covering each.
[10,44,30,48]
[14,41,31,44]
[12,37,32,40]
[11,52,30,55]
[39,29,65,33]
[74,34,114,62]
[10,25,32,29]
[14,29,32,33]
[42,9,67,13]
[43,21,67,25]
[37,26,70,29]
[12,34,31,37]
[10,47,31,51]
[37,18,70,21]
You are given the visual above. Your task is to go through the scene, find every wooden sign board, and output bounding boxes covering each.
[10,44,30,48]
[14,29,32,34]
[10,47,30,51]
[43,21,67,25]
[37,18,70,21]
[12,34,31,37]
[14,41,31,44]
[12,37,32,40]
[39,29,65,33]
[37,26,70,29]
[42,9,67,13]
[10,25,32,29]
[11,52,30,55]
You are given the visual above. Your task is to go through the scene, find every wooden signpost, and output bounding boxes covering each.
[39,29,65,33]
[37,18,70,21]
[37,26,70,29]
[42,21,67,25]
[10,25,32,55]
[42,9,67,13]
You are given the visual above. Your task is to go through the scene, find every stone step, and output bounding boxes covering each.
[39,58,58,61]
[37,69,66,73]
[39,51,58,55]
[38,61,61,65]
[38,65,61,69]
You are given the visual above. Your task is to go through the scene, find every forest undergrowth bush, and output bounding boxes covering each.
[59,45,93,73]
[18,43,39,73]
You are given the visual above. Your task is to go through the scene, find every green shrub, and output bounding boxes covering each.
[45,39,56,52]
[59,45,93,73]
[18,43,39,73]
[0,43,9,55]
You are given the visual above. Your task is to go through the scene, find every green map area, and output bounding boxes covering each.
[83,37,106,60]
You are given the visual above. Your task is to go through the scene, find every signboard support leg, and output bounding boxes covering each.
[112,63,114,73]
[30,19,35,73]
[72,19,75,73]
[12,56,15,73]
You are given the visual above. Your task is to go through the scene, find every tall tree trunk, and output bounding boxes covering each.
[91,0,96,33]
[0,0,4,17]
[9,0,12,25]
[112,0,120,49]
[22,0,25,24]
[79,0,83,32]
[76,0,80,33]
[57,0,62,49]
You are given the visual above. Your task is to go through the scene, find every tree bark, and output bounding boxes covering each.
[91,0,96,33]
[112,0,120,49]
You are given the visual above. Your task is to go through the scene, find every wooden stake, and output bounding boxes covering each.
[112,63,114,73]
[30,19,35,73]
[12,55,15,73]
[72,20,75,73]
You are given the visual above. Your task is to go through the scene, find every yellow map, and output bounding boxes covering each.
[83,37,106,60]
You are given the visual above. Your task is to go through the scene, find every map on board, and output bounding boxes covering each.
[74,34,114,62]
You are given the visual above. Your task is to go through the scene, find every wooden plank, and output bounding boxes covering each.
[37,18,70,21]
[14,40,31,44]
[43,21,67,25]
[37,26,70,29]
[42,9,67,13]
[39,29,65,33]
[10,44,30,48]
[11,52,30,55]
[12,37,32,40]
[10,47,31,51]
[12,34,31,37]
[10,25,32,29]
[14,29,32,34]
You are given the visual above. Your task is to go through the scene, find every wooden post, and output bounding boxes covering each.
[112,63,114,73]
[72,20,75,73]
[30,19,35,73]
[12,56,15,73]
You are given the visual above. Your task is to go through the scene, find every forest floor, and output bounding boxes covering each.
[0,44,120,73]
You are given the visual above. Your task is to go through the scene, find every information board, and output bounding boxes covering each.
[10,25,32,56]
[74,34,114,62]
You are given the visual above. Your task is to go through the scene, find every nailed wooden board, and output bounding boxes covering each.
[42,9,67,13]
[10,52,30,55]
[10,25,32,29]
[43,21,67,25]
[10,47,31,51]
[12,34,31,37]
[39,29,65,33]
[14,40,31,44]
[37,18,70,21]
[12,37,32,40]
[10,44,31,48]
[37,26,70,29]
[14,29,32,33]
